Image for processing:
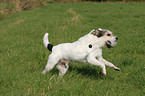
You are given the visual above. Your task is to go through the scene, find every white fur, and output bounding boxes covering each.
[42,29,120,76]
[43,33,49,48]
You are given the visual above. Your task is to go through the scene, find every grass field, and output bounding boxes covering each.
[0,2,145,96]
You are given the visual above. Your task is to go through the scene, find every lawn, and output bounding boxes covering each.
[0,2,145,96]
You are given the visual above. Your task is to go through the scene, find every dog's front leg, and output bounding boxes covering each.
[98,57,120,71]
[87,56,106,75]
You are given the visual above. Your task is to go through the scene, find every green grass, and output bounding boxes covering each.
[0,2,145,96]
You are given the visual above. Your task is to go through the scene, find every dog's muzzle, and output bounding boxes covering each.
[106,36,118,49]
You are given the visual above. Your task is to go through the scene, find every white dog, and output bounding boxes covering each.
[42,28,120,77]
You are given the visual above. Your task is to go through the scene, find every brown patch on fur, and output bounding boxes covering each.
[91,30,106,37]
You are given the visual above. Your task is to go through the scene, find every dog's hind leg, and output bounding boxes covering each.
[57,60,69,77]
[42,53,61,74]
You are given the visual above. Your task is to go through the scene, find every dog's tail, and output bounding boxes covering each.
[43,33,53,52]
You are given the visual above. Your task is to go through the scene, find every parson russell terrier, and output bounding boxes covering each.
[42,28,120,77]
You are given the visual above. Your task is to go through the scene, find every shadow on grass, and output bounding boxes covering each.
[69,65,114,80]
[48,64,114,80]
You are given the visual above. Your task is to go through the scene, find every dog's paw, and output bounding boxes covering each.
[114,67,120,71]
[42,70,46,75]
[103,70,106,75]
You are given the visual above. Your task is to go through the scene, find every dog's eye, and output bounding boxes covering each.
[107,34,111,36]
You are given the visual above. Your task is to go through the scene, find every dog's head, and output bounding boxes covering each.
[91,28,118,49]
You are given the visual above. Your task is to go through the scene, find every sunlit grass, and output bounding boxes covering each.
[0,2,144,96]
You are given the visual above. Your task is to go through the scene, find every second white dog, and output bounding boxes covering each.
[42,28,120,76]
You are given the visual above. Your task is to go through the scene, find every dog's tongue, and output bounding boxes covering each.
[107,40,111,45]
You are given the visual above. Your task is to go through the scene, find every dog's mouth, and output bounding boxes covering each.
[105,40,117,49]
[106,40,112,49]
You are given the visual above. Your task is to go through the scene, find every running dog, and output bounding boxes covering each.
[42,28,120,76]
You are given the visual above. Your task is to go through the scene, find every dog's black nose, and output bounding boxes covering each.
[115,36,118,40]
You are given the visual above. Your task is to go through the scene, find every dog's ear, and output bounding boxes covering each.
[96,30,104,37]
[91,30,104,38]
[91,30,97,35]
